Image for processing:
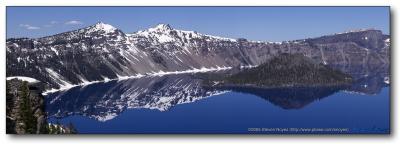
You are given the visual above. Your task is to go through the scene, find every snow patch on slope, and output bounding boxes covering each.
[44,68,75,93]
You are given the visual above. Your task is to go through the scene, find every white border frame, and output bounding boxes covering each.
[0,0,397,144]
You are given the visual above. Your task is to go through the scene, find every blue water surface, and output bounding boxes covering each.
[47,84,389,134]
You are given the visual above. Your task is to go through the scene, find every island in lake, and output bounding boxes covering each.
[210,53,353,88]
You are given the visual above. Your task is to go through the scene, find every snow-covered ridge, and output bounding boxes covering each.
[335,28,376,35]
[10,22,383,46]
[147,23,173,32]
[6,76,40,83]
[289,28,383,43]
[133,23,237,43]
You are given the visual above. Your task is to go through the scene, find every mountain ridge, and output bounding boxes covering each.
[6,22,390,91]
[7,22,389,43]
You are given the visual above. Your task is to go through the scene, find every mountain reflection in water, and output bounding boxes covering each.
[46,74,230,121]
[46,69,389,122]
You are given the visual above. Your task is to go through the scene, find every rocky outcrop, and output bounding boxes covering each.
[6,79,76,134]
[6,79,47,134]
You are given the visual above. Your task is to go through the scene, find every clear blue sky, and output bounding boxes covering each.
[7,7,390,42]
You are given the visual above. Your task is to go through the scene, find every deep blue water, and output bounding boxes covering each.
[46,74,390,134]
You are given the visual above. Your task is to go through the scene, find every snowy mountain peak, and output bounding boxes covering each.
[154,23,173,30]
[132,23,238,43]
[145,23,173,32]
[87,22,117,33]
[131,23,178,43]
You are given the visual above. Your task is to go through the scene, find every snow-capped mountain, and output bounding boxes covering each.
[6,22,390,90]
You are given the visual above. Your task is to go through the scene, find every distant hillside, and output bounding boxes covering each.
[225,54,352,87]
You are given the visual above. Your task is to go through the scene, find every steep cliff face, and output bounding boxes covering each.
[6,78,77,134]
[6,79,47,134]
[6,22,390,89]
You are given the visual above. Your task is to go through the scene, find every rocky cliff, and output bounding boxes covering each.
[6,79,47,134]
[6,79,76,134]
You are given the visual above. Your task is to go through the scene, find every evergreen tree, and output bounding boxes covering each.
[40,121,50,134]
[6,81,16,134]
[19,81,37,134]
[49,124,56,134]
[55,121,62,134]
[67,122,77,134]
[6,81,13,115]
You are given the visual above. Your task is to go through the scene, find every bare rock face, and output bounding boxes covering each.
[6,79,48,134]
[6,23,390,89]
